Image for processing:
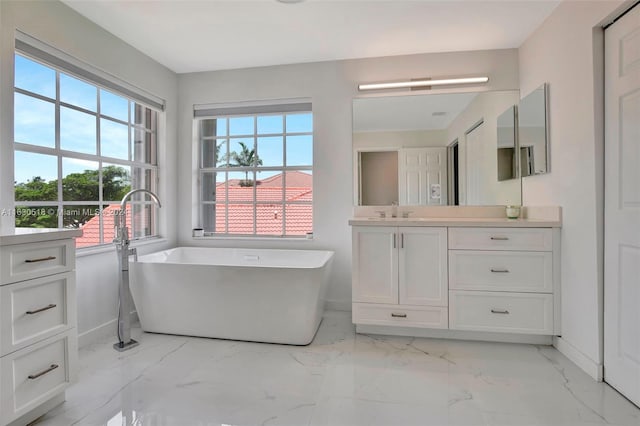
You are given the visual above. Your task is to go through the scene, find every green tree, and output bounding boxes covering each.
[14,166,131,228]
[229,142,263,186]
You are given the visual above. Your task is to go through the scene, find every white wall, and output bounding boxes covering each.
[0,0,179,343]
[353,130,448,150]
[178,49,519,309]
[518,0,626,376]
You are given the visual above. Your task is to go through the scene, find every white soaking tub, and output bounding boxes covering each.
[129,247,334,345]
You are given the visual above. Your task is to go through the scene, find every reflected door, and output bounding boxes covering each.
[604,4,640,407]
[465,123,484,205]
[398,147,447,205]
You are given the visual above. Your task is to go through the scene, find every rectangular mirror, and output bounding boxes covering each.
[497,105,518,181]
[518,83,549,176]
[353,90,521,206]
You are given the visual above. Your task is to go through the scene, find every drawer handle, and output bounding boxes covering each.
[391,313,407,318]
[490,269,510,273]
[26,304,57,315]
[28,364,59,380]
[25,256,57,263]
[490,237,509,241]
[490,309,510,314]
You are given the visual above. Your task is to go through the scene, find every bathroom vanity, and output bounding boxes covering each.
[350,207,561,343]
[0,228,81,426]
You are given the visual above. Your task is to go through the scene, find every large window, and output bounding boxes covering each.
[196,105,313,237]
[13,52,160,248]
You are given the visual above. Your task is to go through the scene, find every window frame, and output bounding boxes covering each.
[196,107,313,238]
[13,50,161,248]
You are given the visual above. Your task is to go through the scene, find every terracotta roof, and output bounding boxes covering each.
[214,171,312,236]
[75,171,312,246]
[76,204,132,248]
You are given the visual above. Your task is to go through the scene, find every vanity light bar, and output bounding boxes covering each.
[358,76,489,91]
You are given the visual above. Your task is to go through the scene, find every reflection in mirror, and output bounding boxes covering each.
[518,83,549,176]
[497,105,518,181]
[353,91,521,206]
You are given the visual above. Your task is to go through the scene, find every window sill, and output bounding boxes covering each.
[192,235,313,242]
[75,237,168,258]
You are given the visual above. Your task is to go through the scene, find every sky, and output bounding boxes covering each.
[14,53,313,186]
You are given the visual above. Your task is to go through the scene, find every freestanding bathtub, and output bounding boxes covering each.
[129,247,334,345]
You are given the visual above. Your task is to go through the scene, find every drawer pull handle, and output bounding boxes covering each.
[391,313,407,318]
[26,304,57,315]
[25,256,57,263]
[28,364,59,380]
[490,269,510,273]
[490,309,510,314]
[490,237,509,241]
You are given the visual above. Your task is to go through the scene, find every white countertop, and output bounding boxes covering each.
[349,217,561,227]
[0,228,83,245]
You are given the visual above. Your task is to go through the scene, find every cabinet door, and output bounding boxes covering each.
[399,227,448,306]
[352,226,398,304]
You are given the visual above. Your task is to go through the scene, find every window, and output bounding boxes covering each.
[13,52,160,248]
[196,104,312,237]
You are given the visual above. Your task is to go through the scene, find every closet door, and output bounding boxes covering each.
[604,4,640,407]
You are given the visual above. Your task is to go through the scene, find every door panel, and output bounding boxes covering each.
[399,227,448,306]
[399,148,447,205]
[352,227,398,304]
[604,4,640,407]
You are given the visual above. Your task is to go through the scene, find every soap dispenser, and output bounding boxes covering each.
[391,201,398,218]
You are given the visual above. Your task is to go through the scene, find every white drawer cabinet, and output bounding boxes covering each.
[353,303,448,329]
[449,227,553,251]
[0,331,76,425]
[0,239,74,285]
[449,250,553,293]
[0,232,78,426]
[1,272,76,356]
[449,291,554,335]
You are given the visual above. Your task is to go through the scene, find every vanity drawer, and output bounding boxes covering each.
[0,239,74,285]
[0,331,76,425]
[449,291,553,335]
[1,273,76,356]
[353,303,448,329]
[449,250,552,293]
[448,228,552,251]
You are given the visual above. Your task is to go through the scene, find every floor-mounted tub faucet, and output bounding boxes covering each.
[113,189,161,352]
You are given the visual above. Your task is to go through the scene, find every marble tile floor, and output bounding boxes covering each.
[36,311,639,426]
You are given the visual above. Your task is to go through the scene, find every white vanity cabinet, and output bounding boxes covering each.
[0,230,79,426]
[350,216,561,343]
[352,226,448,329]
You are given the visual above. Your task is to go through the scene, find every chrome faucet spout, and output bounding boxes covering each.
[120,189,161,210]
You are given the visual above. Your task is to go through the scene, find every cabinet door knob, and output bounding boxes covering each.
[490,309,510,314]
[391,313,407,318]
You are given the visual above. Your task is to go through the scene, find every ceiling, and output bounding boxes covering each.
[61,0,561,74]
[353,92,478,132]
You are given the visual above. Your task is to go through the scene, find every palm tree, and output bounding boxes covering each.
[229,142,263,186]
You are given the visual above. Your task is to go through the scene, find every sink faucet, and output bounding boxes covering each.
[113,189,161,352]
[391,201,398,218]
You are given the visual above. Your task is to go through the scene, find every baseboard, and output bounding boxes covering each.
[77,312,139,348]
[553,336,603,381]
[356,324,553,345]
[324,299,351,312]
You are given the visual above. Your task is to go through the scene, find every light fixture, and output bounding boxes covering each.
[358,76,489,91]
